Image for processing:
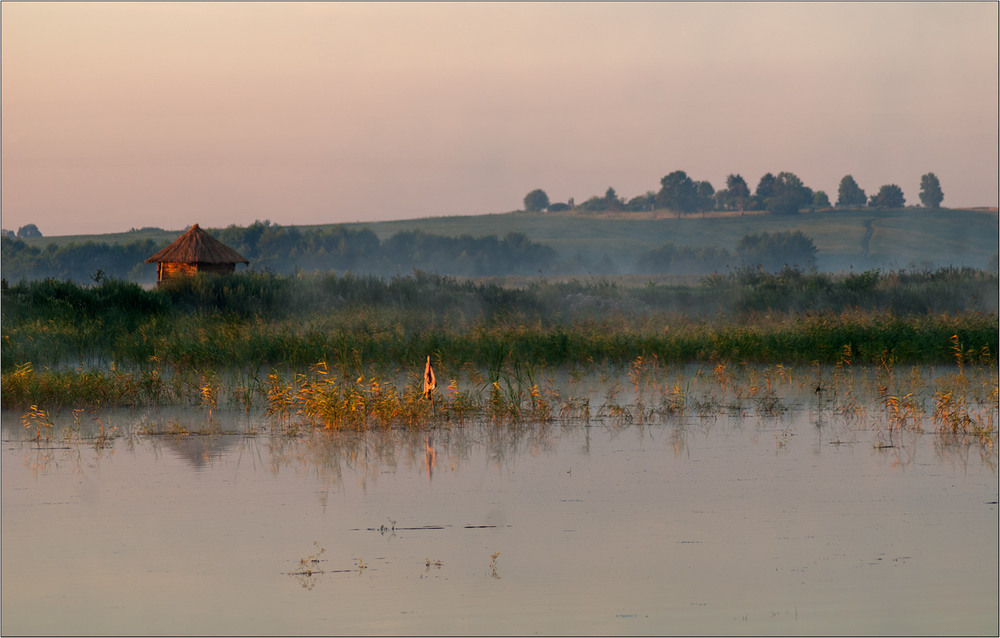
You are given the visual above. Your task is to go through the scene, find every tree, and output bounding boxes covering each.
[764,172,813,215]
[523,189,550,213]
[17,224,42,238]
[625,192,656,212]
[812,191,831,209]
[919,173,944,209]
[657,170,699,214]
[604,187,623,211]
[695,181,715,214]
[836,175,867,208]
[736,230,817,272]
[869,184,906,209]
[579,195,609,212]
[755,173,778,200]
[726,174,750,214]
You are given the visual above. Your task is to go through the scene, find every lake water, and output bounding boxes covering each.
[2,375,998,635]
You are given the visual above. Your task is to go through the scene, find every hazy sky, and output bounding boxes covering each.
[2,2,998,236]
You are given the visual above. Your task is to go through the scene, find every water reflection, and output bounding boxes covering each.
[159,435,238,469]
[4,394,996,484]
[3,396,997,636]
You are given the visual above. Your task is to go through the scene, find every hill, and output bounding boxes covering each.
[332,207,998,273]
[8,207,998,280]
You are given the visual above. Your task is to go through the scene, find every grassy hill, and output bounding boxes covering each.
[340,207,999,272]
[14,207,999,274]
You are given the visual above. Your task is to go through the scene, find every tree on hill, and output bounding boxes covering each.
[919,173,944,209]
[764,172,813,215]
[17,224,42,238]
[696,181,715,214]
[726,174,750,214]
[523,189,550,213]
[813,191,831,209]
[625,192,656,212]
[836,175,867,208]
[869,184,906,209]
[578,195,609,211]
[603,187,623,211]
[755,173,778,200]
[657,170,699,214]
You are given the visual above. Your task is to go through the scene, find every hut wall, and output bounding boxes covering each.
[157,261,236,282]
[158,262,197,281]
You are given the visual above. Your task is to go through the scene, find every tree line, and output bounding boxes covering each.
[2,216,824,285]
[634,230,817,274]
[0,222,560,284]
[523,171,944,215]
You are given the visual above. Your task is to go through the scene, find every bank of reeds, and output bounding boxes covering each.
[5,308,991,375]
[262,357,559,430]
[3,268,997,395]
[5,358,994,451]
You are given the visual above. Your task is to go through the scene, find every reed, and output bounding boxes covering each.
[21,404,54,443]
[4,270,997,374]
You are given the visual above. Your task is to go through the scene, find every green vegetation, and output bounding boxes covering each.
[3,267,994,448]
[1,224,558,283]
[344,207,997,274]
[2,267,995,398]
[523,169,961,217]
[6,203,996,284]
[919,173,944,209]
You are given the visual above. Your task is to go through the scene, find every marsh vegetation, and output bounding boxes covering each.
[2,268,996,636]
[2,268,996,450]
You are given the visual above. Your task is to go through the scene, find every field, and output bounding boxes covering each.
[14,207,999,274]
[332,207,999,272]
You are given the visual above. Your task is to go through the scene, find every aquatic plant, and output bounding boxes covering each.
[21,404,54,443]
[4,270,997,375]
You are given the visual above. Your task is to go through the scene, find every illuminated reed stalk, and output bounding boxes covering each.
[200,372,219,419]
[21,405,54,443]
[423,355,436,400]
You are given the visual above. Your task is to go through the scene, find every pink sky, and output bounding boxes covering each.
[2,2,997,236]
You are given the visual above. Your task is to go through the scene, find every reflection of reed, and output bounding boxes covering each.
[160,435,238,469]
[424,436,436,480]
[252,363,997,476]
[7,363,995,478]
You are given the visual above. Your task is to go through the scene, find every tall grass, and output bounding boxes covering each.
[5,357,995,451]
[3,269,996,375]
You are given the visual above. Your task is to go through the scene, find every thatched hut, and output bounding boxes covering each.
[146,224,248,283]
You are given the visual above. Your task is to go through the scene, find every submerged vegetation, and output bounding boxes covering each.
[1,267,996,448]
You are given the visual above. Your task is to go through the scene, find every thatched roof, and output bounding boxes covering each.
[145,224,248,264]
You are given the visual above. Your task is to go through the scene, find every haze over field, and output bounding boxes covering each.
[2,2,997,236]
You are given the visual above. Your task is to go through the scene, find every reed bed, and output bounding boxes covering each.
[2,269,997,447]
[3,307,995,373]
[3,270,996,374]
[4,356,996,451]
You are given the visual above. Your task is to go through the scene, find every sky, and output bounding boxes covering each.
[2,2,998,237]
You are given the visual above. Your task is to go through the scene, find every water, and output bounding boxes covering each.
[2,402,997,635]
